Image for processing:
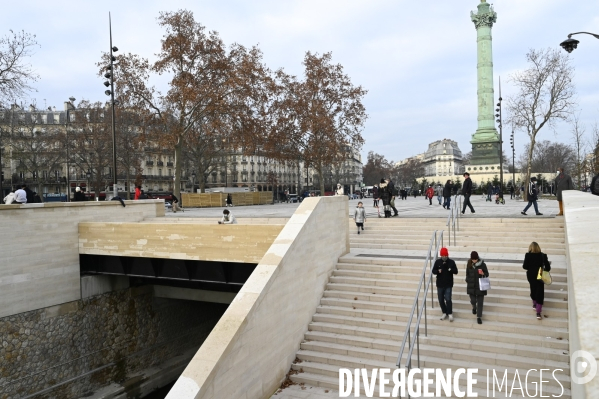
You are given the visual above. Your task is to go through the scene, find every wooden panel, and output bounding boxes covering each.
[181,192,273,207]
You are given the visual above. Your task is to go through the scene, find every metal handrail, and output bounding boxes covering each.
[395,230,444,398]
[445,194,461,246]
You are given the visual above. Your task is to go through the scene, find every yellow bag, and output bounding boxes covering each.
[537,267,552,285]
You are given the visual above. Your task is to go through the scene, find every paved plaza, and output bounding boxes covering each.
[167,194,561,219]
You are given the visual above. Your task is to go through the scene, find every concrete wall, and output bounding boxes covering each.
[166,195,349,399]
[0,200,162,318]
[79,222,284,263]
[563,191,599,399]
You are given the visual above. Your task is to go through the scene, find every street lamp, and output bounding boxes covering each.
[65,97,75,201]
[191,171,196,193]
[510,126,516,193]
[495,78,504,192]
[560,32,599,53]
[103,12,119,199]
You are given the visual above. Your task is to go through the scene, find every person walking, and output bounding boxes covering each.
[555,167,574,216]
[354,201,366,234]
[134,186,141,200]
[432,247,458,322]
[486,182,493,202]
[73,187,86,202]
[522,241,551,320]
[436,184,443,205]
[226,193,233,207]
[218,209,237,224]
[461,172,475,214]
[171,193,181,213]
[592,172,599,196]
[510,185,515,200]
[379,179,392,218]
[521,177,543,216]
[465,251,489,325]
[425,185,434,205]
[372,184,381,218]
[442,180,452,209]
[387,179,398,216]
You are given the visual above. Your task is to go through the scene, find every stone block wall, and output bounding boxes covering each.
[0,287,227,399]
[0,200,162,319]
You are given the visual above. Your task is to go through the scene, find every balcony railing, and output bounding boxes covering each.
[167,162,173,167]
[157,162,164,167]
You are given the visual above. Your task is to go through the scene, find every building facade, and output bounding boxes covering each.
[422,139,464,179]
[0,102,363,198]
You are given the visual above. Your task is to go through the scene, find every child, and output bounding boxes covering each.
[354,202,366,234]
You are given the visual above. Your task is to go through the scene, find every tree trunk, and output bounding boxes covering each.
[174,138,182,198]
[317,163,325,195]
[524,136,536,202]
[126,169,130,200]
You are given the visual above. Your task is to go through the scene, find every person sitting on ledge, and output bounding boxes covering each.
[218,209,237,224]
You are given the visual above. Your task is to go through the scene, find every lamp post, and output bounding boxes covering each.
[560,32,599,53]
[191,171,196,193]
[103,12,119,199]
[495,78,504,192]
[510,126,516,192]
[86,169,91,198]
[65,97,75,201]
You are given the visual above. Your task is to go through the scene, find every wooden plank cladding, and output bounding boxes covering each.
[181,191,273,207]
[79,222,283,264]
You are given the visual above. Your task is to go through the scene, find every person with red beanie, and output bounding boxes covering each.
[432,247,458,321]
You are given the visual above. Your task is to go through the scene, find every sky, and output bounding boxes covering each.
[1,0,598,164]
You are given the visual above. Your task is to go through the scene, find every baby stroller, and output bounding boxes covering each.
[495,192,505,205]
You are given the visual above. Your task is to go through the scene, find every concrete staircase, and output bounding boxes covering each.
[286,217,570,398]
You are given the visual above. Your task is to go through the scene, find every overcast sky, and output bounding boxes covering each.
[2,0,598,164]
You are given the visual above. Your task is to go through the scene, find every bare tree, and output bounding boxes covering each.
[570,113,587,189]
[517,140,575,175]
[507,48,576,199]
[69,101,113,197]
[8,106,65,196]
[362,151,393,186]
[0,30,39,103]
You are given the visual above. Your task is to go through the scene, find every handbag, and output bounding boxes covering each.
[478,277,491,291]
[537,267,552,285]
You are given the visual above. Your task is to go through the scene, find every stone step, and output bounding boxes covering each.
[334,264,569,282]
[315,304,567,328]
[350,243,567,256]
[303,330,569,363]
[310,313,568,341]
[320,295,568,318]
[326,280,568,302]
[307,321,569,351]
[290,366,570,398]
[349,237,566,249]
[323,287,568,309]
[293,350,570,391]
[332,268,569,286]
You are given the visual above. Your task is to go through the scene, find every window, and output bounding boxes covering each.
[159,169,162,176]
[168,169,172,176]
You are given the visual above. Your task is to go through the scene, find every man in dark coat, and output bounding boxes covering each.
[461,172,475,214]
[442,180,452,209]
[379,179,392,218]
[521,177,542,216]
[590,172,599,196]
[555,167,574,216]
[387,179,398,216]
[432,247,458,322]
